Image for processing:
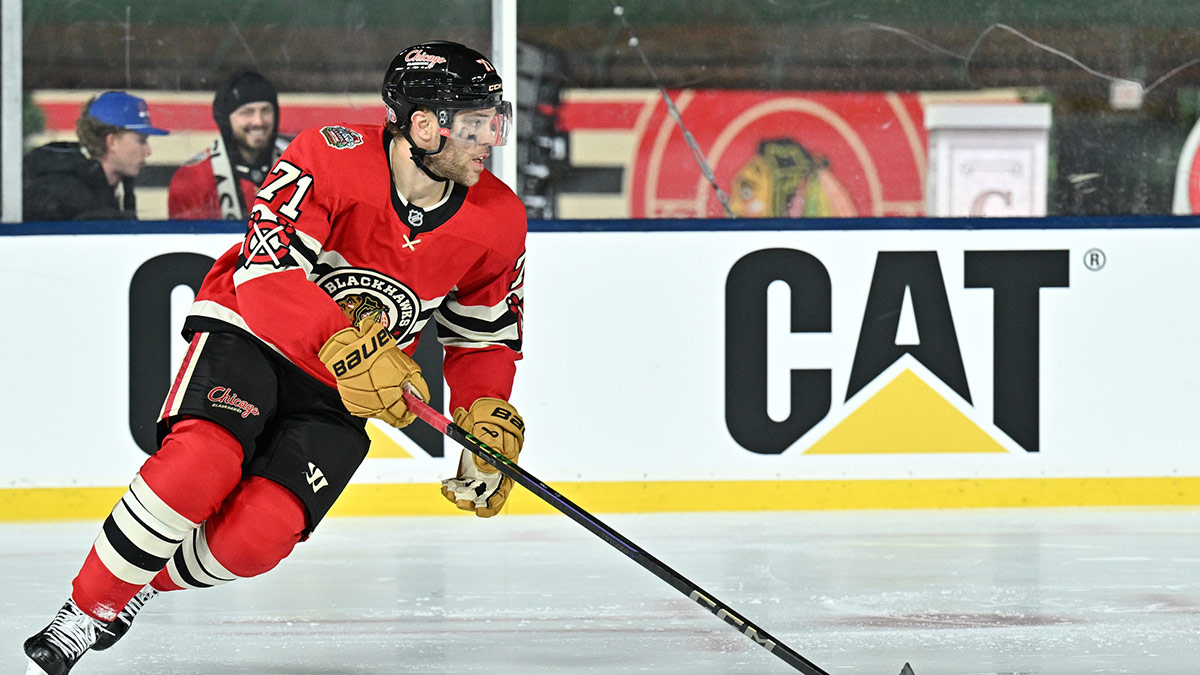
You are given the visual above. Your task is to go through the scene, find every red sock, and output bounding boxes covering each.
[71,418,244,619]
[71,549,146,622]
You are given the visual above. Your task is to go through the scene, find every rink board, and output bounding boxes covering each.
[2,218,1199,515]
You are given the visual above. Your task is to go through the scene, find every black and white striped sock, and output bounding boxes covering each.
[92,473,196,587]
[165,521,240,589]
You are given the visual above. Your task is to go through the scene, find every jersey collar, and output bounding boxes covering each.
[385,134,468,234]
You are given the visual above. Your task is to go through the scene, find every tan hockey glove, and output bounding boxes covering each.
[318,319,431,428]
[441,397,525,517]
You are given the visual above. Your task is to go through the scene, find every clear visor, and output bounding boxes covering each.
[438,101,512,147]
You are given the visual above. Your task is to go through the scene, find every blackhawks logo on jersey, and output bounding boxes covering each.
[316,267,420,345]
[241,206,295,268]
[319,126,364,150]
[337,294,391,330]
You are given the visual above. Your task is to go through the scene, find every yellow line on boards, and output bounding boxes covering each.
[3,477,1200,522]
[0,487,127,522]
[501,476,1200,513]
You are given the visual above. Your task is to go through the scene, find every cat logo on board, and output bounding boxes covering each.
[724,248,1070,456]
[320,125,363,150]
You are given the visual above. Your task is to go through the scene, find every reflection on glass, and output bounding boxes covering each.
[13,1,1200,219]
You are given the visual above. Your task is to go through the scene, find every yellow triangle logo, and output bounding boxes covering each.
[365,422,413,458]
[805,368,1007,454]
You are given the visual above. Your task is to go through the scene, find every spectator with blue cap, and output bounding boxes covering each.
[22,91,169,221]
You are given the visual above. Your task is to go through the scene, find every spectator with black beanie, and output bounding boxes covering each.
[168,71,287,220]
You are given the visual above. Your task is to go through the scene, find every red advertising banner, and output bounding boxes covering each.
[34,89,1028,220]
[561,90,930,218]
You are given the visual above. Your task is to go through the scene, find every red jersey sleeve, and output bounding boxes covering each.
[435,182,527,412]
[230,128,352,387]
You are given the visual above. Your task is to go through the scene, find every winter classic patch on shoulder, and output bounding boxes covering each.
[319,126,364,150]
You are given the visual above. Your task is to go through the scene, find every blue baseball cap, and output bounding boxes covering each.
[86,91,169,135]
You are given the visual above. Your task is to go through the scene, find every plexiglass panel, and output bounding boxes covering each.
[11,0,1200,219]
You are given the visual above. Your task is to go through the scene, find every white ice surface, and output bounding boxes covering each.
[4,508,1199,674]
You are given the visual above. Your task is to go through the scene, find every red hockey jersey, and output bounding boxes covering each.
[184,123,526,412]
[168,137,288,220]
[167,149,257,220]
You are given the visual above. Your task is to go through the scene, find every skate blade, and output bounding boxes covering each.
[899,663,916,675]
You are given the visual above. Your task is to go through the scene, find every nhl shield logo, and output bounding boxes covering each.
[407,209,424,227]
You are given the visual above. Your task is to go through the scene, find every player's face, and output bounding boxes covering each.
[229,101,276,154]
[425,107,507,186]
[105,130,151,179]
[425,135,488,186]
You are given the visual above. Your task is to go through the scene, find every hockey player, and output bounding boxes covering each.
[167,70,289,220]
[24,40,526,674]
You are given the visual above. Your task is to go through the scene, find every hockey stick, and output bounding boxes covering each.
[403,390,829,674]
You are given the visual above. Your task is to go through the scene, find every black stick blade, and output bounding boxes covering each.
[899,664,916,675]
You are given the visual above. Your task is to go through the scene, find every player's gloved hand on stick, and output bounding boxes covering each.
[318,318,431,428]
[442,397,525,517]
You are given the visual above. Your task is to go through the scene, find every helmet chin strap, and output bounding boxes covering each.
[402,127,449,183]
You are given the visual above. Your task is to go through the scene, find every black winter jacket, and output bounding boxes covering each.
[22,142,137,221]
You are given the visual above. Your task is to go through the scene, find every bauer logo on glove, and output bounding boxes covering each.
[486,404,524,432]
[318,318,430,428]
[327,325,393,377]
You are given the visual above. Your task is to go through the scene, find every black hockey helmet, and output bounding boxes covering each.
[382,40,511,147]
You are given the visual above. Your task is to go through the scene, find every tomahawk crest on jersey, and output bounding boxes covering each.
[240,204,298,269]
